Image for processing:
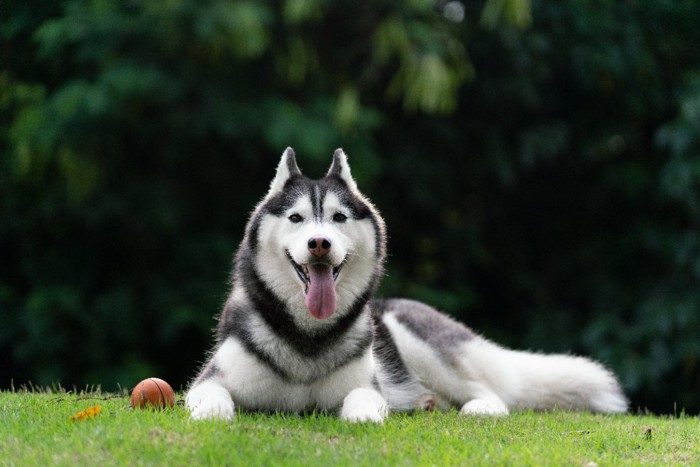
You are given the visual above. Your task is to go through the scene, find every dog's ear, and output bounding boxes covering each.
[267,147,302,196]
[327,148,358,191]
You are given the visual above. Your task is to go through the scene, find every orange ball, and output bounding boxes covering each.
[130,377,175,409]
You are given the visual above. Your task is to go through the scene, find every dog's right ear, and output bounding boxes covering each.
[266,147,302,196]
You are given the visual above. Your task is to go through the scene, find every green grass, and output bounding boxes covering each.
[1,390,698,466]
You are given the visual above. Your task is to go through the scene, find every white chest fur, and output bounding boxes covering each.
[211,336,377,412]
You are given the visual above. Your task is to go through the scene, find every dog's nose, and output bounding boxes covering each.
[308,236,331,257]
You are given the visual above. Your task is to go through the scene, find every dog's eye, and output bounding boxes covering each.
[332,213,348,223]
[288,214,303,223]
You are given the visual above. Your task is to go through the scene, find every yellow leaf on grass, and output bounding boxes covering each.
[69,406,102,421]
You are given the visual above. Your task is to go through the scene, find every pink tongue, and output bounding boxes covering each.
[304,263,337,320]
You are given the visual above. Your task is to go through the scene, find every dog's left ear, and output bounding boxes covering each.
[327,148,358,191]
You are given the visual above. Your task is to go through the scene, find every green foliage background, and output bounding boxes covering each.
[2,0,700,414]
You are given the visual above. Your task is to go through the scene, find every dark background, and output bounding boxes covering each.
[2,0,700,414]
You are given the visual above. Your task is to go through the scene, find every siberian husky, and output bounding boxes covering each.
[186,148,627,422]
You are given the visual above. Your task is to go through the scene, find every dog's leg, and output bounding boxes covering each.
[460,396,509,416]
[339,388,388,423]
[186,379,235,420]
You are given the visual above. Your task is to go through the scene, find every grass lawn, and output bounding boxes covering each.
[1,390,697,465]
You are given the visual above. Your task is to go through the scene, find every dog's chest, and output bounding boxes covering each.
[212,336,377,412]
[241,311,373,382]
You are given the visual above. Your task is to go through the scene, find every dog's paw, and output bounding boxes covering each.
[340,388,388,423]
[460,398,509,416]
[186,381,235,421]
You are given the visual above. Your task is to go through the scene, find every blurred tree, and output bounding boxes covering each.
[2,0,700,414]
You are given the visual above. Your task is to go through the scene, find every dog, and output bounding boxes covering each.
[185,148,628,422]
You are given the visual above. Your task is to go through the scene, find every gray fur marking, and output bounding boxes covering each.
[386,299,476,358]
[314,185,322,220]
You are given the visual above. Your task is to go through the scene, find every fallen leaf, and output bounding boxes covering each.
[69,406,102,421]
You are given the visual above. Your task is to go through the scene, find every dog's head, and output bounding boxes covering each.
[245,148,386,324]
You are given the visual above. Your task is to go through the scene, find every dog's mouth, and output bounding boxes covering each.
[287,252,344,287]
[286,251,345,320]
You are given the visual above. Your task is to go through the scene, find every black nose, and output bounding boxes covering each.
[308,236,331,257]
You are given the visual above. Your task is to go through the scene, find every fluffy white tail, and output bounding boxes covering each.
[457,337,628,413]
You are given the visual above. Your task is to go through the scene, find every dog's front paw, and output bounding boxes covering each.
[460,398,509,416]
[340,388,388,423]
[186,381,235,421]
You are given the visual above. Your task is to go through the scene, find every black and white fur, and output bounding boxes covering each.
[186,148,627,422]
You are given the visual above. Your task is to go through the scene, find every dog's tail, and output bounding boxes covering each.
[457,337,629,414]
